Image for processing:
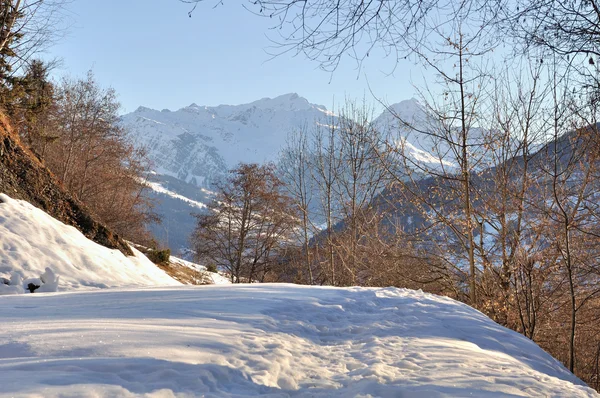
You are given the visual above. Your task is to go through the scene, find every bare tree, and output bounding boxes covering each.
[41,71,156,242]
[280,125,316,284]
[192,163,299,283]
[311,119,343,285]
[471,62,548,328]
[185,0,504,74]
[0,0,67,74]
[333,102,388,285]
[509,0,600,59]
[375,17,494,304]
[532,64,600,372]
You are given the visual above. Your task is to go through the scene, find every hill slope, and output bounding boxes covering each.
[0,193,179,292]
[0,284,595,397]
[0,114,132,255]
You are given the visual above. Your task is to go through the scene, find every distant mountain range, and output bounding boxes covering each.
[121,94,435,254]
[122,93,336,187]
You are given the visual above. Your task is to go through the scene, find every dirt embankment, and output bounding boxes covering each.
[0,114,132,255]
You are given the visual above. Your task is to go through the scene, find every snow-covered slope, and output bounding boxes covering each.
[0,193,180,291]
[373,99,450,169]
[169,255,231,285]
[0,284,595,397]
[373,98,491,172]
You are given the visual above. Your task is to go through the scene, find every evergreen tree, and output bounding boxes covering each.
[0,1,24,114]
[14,60,56,153]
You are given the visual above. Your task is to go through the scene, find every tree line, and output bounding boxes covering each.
[0,1,154,243]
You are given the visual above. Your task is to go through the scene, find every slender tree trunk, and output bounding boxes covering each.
[327,131,336,286]
[564,222,576,373]
[302,208,313,284]
[0,0,22,54]
[458,36,477,305]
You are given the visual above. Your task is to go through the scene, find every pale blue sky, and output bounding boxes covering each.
[47,0,428,114]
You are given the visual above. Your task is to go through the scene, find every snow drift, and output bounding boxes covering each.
[0,284,596,397]
[0,193,179,292]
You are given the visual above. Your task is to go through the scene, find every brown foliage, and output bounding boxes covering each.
[192,163,299,283]
[0,112,132,255]
[13,71,157,244]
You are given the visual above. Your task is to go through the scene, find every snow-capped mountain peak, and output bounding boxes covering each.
[375,98,427,129]
[122,94,335,189]
[122,95,451,251]
[251,93,312,111]
[173,93,326,120]
[134,105,154,113]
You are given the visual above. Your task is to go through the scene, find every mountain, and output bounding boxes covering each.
[373,98,494,173]
[122,95,454,254]
[121,93,337,253]
[122,93,334,188]
[373,98,458,171]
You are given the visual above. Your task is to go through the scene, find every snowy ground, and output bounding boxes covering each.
[0,193,179,293]
[0,284,596,397]
[0,192,596,396]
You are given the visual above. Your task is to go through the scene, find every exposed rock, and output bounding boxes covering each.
[26,282,40,293]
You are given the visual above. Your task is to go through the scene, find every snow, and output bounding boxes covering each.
[0,284,595,397]
[399,138,457,169]
[122,93,334,177]
[144,179,207,209]
[0,193,180,292]
[375,98,494,172]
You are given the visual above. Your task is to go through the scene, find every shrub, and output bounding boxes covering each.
[206,264,218,273]
[147,249,171,264]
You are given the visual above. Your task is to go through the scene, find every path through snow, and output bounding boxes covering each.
[0,284,596,397]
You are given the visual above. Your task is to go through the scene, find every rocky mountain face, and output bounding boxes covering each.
[121,95,439,254]
[0,114,132,255]
[122,93,335,187]
[121,94,339,253]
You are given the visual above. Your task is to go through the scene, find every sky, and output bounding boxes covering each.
[44,0,428,114]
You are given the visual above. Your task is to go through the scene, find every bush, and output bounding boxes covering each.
[206,264,218,273]
[147,249,171,264]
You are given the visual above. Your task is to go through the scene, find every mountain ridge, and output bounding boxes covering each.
[121,94,434,252]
